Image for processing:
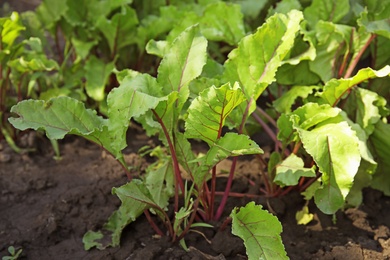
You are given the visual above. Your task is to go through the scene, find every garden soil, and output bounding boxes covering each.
[1,127,390,260]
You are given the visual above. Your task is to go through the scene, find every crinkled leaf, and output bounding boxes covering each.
[83,180,156,250]
[85,56,115,101]
[185,82,246,145]
[107,74,165,152]
[9,97,106,139]
[345,160,374,207]
[370,121,390,195]
[273,86,320,113]
[0,12,25,49]
[303,0,350,26]
[231,202,288,260]
[223,10,303,101]
[194,133,263,186]
[295,121,361,214]
[274,154,316,187]
[200,2,245,45]
[320,66,390,107]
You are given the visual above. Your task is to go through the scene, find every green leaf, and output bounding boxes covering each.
[344,87,389,136]
[157,24,207,99]
[358,8,390,39]
[145,159,175,210]
[96,6,139,54]
[223,10,303,101]
[268,0,302,17]
[0,12,25,49]
[295,121,361,214]
[185,82,246,145]
[71,38,98,59]
[303,0,350,26]
[85,56,115,101]
[370,121,390,195]
[320,66,390,107]
[193,133,263,186]
[292,103,341,130]
[307,21,352,82]
[107,74,165,153]
[200,2,245,45]
[274,154,316,187]
[231,202,288,260]
[9,97,106,139]
[83,180,156,250]
[36,0,68,30]
[233,0,267,20]
[273,85,320,113]
[295,205,314,225]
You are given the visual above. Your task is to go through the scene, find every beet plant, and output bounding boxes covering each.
[6,0,390,259]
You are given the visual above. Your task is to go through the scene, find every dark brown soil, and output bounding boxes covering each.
[1,129,390,260]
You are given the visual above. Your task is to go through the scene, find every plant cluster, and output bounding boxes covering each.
[3,0,390,259]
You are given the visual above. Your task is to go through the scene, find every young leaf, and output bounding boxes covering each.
[295,205,314,225]
[295,122,361,214]
[157,24,207,99]
[193,133,263,186]
[185,82,246,145]
[320,66,390,106]
[223,10,303,101]
[0,12,25,49]
[274,154,316,187]
[231,202,288,260]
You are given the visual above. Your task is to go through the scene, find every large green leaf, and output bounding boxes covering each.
[358,7,390,39]
[185,82,246,145]
[9,97,106,139]
[85,56,115,101]
[36,0,68,30]
[193,133,263,186]
[320,66,390,106]
[223,10,303,101]
[107,74,165,152]
[303,0,349,27]
[274,154,316,187]
[295,122,361,214]
[231,202,288,260]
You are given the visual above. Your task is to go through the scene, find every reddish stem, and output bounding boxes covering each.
[151,110,185,212]
[344,34,376,78]
[144,210,164,237]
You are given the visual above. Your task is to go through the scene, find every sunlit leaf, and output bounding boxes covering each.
[231,202,288,260]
